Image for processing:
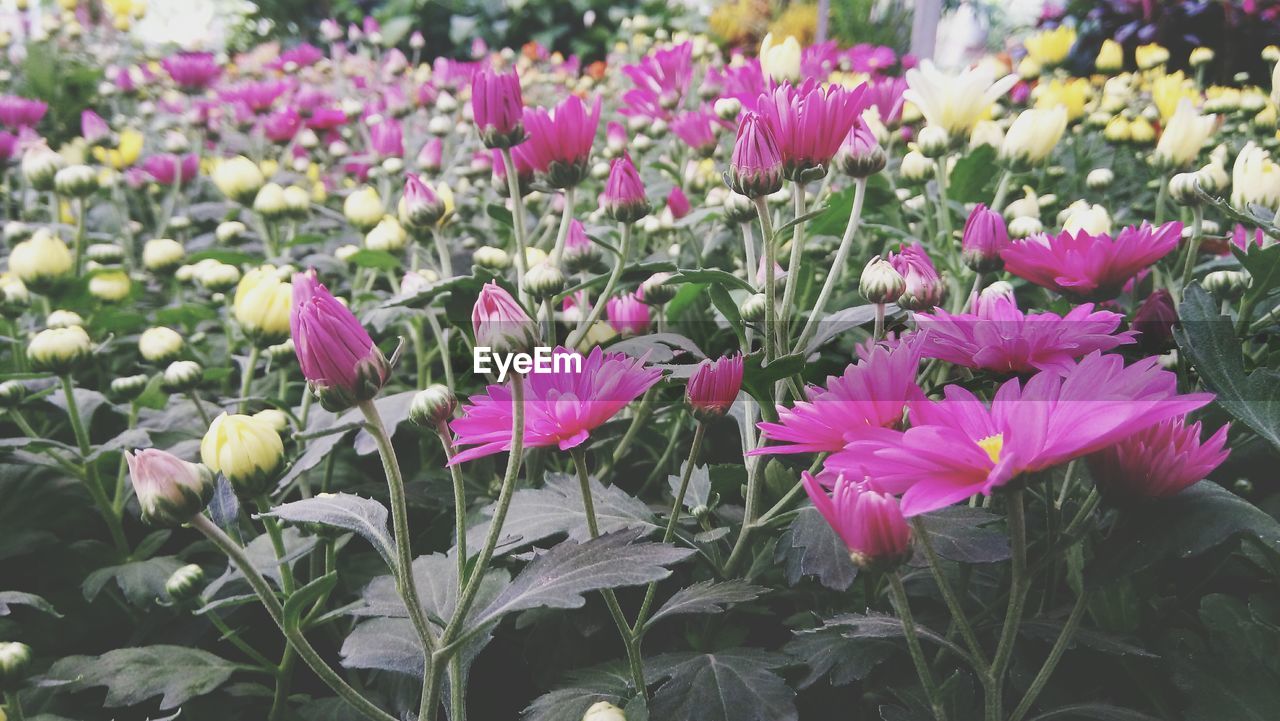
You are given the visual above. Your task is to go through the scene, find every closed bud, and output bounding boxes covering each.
[917,125,950,158]
[28,325,91,373]
[899,150,932,183]
[726,112,783,198]
[164,563,205,602]
[722,192,756,224]
[201,413,285,498]
[472,281,538,354]
[713,97,741,120]
[54,164,98,197]
[639,272,677,305]
[860,256,906,304]
[740,292,767,321]
[215,220,247,243]
[9,230,73,287]
[197,262,241,292]
[291,271,391,411]
[603,153,651,223]
[582,701,626,721]
[410,384,457,427]
[234,266,292,344]
[253,409,290,432]
[525,263,566,300]
[89,269,132,302]
[4,222,32,245]
[473,246,511,271]
[127,448,215,527]
[835,125,886,178]
[1008,215,1044,238]
[86,243,125,264]
[266,338,296,362]
[212,155,266,205]
[22,145,65,190]
[399,174,447,229]
[343,186,385,230]
[142,237,186,271]
[0,277,29,317]
[365,216,408,252]
[162,360,203,392]
[1189,47,1214,67]
[961,204,1009,273]
[253,182,289,218]
[46,309,84,328]
[1168,172,1202,206]
[0,642,31,691]
[139,326,184,362]
[1085,168,1114,189]
[0,379,26,407]
[1203,269,1248,300]
[110,373,149,401]
[687,354,744,419]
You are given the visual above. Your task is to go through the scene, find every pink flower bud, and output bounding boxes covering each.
[603,152,650,223]
[666,186,691,220]
[727,112,783,198]
[961,204,1009,273]
[418,137,443,172]
[606,292,651,336]
[471,68,525,148]
[1133,289,1177,352]
[80,110,110,145]
[1087,417,1229,504]
[369,118,404,158]
[400,173,446,228]
[472,281,537,353]
[126,448,215,527]
[803,471,912,570]
[686,354,744,419]
[290,270,390,411]
[888,243,946,311]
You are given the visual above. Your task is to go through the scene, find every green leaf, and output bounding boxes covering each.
[949,145,1000,203]
[915,507,1010,564]
[1090,481,1280,583]
[821,611,969,661]
[487,203,514,228]
[666,462,711,513]
[347,249,401,270]
[261,494,395,568]
[644,580,767,630]
[784,624,894,688]
[340,617,424,677]
[645,648,797,721]
[0,590,62,617]
[775,204,832,237]
[83,555,184,605]
[522,663,633,721]
[1166,594,1280,721]
[1174,284,1280,448]
[668,268,755,293]
[1029,705,1163,721]
[465,530,692,633]
[46,646,236,709]
[808,186,855,237]
[801,304,890,355]
[284,573,337,633]
[741,353,805,405]
[776,507,858,591]
[1233,242,1280,314]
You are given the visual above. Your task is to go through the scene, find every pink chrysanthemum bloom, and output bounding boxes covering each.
[518,94,602,189]
[687,354,744,419]
[220,80,291,114]
[621,41,693,116]
[830,352,1214,516]
[161,52,221,91]
[914,291,1135,375]
[754,336,925,455]
[726,111,784,198]
[141,153,199,186]
[606,292,651,336]
[670,107,726,158]
[1088,417,1230,504]
[1001,222,1182,302]
[666,186,692,220]
[0,95,47,129]
[369,117,404,158]
[263,107,302,143]
[803,470,912,570]
[756,79,868,180]
[862,75,908,126]
[291,270,390,411]
[449,346,663,463]
[471,67,525,148]
[603,152,650,223]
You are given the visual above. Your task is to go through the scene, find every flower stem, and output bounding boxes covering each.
[1007,589,1090,721]
[570,447,647,697]
[779,181,808,348]
[753,196,778,364]
[61,375,129,555]
[934,156,953,243]
[256,494,296,595]
[567,222,630,349]
[4,690,25,721]
[239,345,261,413]
[888,573,948,721]
[357,399,441,721]
[990,169,1013,213]
[794,177,867,354]
[499,148,531,301]
[432,422,469,592]
[910,517,989,671]
[190,514,397,721]
[987,487,1029,721]
[1178,205,1204,303]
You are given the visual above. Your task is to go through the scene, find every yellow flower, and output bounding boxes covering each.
[8,230,72,285]
[1151,72,1197,121]
[1128,115,1156,144]
[1035,77,1089,121]
[201,413,285,498]
[1000,107,1068,166]
[1061,202,1112,235]
[1154,100,1217,168]
[92,128,142,169]
[364,216,407,252]
[1024,25,1076,67]
[436,182,455,227]
[760,33,802,84]
[28,325,91,373]
[1231,142,1280,210]
[233,266,292,343]
[1096,39,1124,73]
[1135,43,1169,70]
[212,156,266,205]
[344,186,385,230]
[767,3,818,46]
[1189,47,1215,67]
[88,269,131,302]
[1103,116,1131,143]
[903,60,1018,135]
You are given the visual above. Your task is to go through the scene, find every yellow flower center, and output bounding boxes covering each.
[977,434,1004,464]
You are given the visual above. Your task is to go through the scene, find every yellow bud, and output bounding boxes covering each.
[88,269,132,302]
[201,413,285,498]
[233,266,292,343]
[142,238,185,271]
[28,325,91,373]
[212,156,266,205]
[344,186,385,230]
[8,230,73,286]
[139,326,183,362]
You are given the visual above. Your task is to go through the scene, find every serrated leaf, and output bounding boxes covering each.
[261,494,394,567]
[645,648,797,721]
[465,530,692,633]
[340,616,425,677]
[46,646,236,709]
[776,507,858,590]
[915,507,1010,564]
[0,591,62,617]
[949,145,999,202]
[784,625,894,688]
[1168,593,1280,721]
[645,580,766,629]
[667,462,711,513]
[284,573,337,633]
[1020,620,1156,657]
[742,353,806,405]
[822,611,968,661]
[347,248,401,270]
[83,555,184,605]
[1175,284,1280,449]
[521,663,633,721]
[465,473,657,556]
[1233,243,1280,315]
[802,304,886,355]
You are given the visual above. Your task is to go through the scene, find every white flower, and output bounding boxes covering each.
[903,60,1019,135]
[1231,142,1280,210]
[1154,100,1217,169]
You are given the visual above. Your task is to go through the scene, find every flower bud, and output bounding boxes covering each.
[201,413,285,498]
[165,563,205,602]
[254,409,290,432]
[471,68,525,149]
[860,256,906,304]
[344,186,385,230]
[28,325,91,373]
[410,384,457,427]
[212,155,266,205]
[740,292,766,322]
[282,185,311,218]
[266,338,296,363]
[899,150,932,183]
[127,448,215,526]
[1168,172,1202,206]
[54,164,98,197]
[364,216,408,252]
[1133,289,1177,352]
[234,266,292,344]
[916,126,949,158]
[86,243,125,265]
[804,471,912,572]
[22,145,65,191]
[473,246,511,271]
[46,309,84,329]
[687,354,743,420]
[197,262,241,292]
[1008,215,1044,238]
[726,112,783,198]
[110,373,149,401]
[399,174,447,229]
[525,262,566,301]
[603,152,651,223]
[139,326,183,362]
[889,244,946,311]
[9,230,73,287]
[961,204,1008,273]
[1085,168,1114,189]
[0,380,26,407]
[639,272,677,305]
[89,269,132,302]
[253,182,289,218]
[836,125,886,178]
[473,281,538,354]
[291,270,391,412]
[162,360,203,392]
[0,642,31,691]
[216,220,247,244]
[1203,269,1248,300]
[582,701,626,721]
[0,277,27,318]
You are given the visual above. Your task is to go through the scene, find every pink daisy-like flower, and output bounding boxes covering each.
[1087,417,1230,503]
[518,94,602,188]
[753,336,925,455]
[621,41,693,117]
[606,292,651,336]
[449,346,663,463]
[802,470,912,569]
[756,79,868,179]
[1001,222,1182,302]
[829,352,1214,516]
[914,291,1135,375]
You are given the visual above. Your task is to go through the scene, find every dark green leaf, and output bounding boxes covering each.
[808,187,855,237]
[784,625,894,688]
[645,648,797,721]
[1029,705,1164,721]
[261,494,395,567]
[46,646,236,709]
[340,617,424,677]
[83,556,184,605]
[776,507,858,591]
[645,580,766,629]
[0,591,62,617]
[742,353,805,405]
[347,249,401,270]
[521,663,633,721]
[669,268,756,294]
[1233,243,1280,314]
[915,507,1010,564]
[949,145,999,203]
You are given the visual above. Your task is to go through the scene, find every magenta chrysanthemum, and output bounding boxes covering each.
[1087,417,1230,503]
[803,470,912,568]
[290,270,389,411]
[756,79,868,179]
[518,94,602,188]
[1001,222,1182,302]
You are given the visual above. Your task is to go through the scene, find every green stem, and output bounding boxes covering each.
[448,657,466,721]
[256,495,296,595]
[189,391,213,427]
[1154,178,1169,225]
[4,690,25,721]
[547,186,578,267]
[600,386,656,478]
[356,400,440,721]
[779,182,807,349]
[1178,205,1204,302]
[934,156,953,243]
[62,375,129,555]
[990,169,1013,213]
[753,196,778,364]
[499,148,531,302]
[190,514,397,721]
[239,345,261,413]
[1007,590,1090,721]
[269,646,298,721]
[571,448,647,697]
[567,223,630,349]
[206,610,278,669]
[910,518,989,671]
[722,434,770,577]
[987,488,1029,721]
[793,177,866,354]
[888,573,948,721]
[433,422,469,594]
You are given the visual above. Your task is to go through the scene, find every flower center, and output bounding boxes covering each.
[976,434,1004,464]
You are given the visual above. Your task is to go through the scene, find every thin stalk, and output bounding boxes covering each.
[990,169,1013,213]
[499,148,531,301]
[753,196,778,363]
[424,311,455,389]
[779,182,808,348]
[567,223,631,348]
[4,690,25,721]
[206,611,277,669]
[1178,205,1204,302]
[62,375,129,555]
[433,422,469,592]
[888,573,948,721]
[72,198,87,277]
[633,422,707,637]
[449,659,466,721]
[190,514,397,721]
[547,186,578,266]
[722,438,769,577]
[910,517,989,671]
[600,386,656,478]
[239,345,261,413]
[1153,177,1169,225]
[1007,590,1090,721]
[873,303,886,341]
[189,391,213,427]
[987,488,1029,721]
[934,156,953,243]
[357,400,441,721]
[256,495,296,595]
[794,177,867,354]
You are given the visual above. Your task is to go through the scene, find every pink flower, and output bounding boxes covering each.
[606,292,651,336]
[756,79,868,179]
[830,352,1214,516]
[862,75,907,126]
[273,43,324,70]
[754,337,925,455]
[603,152,650,222]
[418,138,443,172]
[961,204,1009,272]
[307,107,347,131]
[126,448,214,527]
[401,173,446,228]
[915,291,1135,375]
[0,96,47,129]
[670,108,725,157]
[847,44,899,74]
[518,94,602,189]
[161,52,221,91]
[622,42,693,117]
[1132,289,1177,351]
[449,346,663,463]
[369,118,404,158]
[262,107,302,143]
[803,471,912,569]
[81,110,110,145]
[834,123,884,177]
[471,68,525,148]
[0,131,16,163]
[606,121,628,153]
[1224,223,1266,255]
[472,281,537,353]
[291,270,390,411]
[141,153,199,186]
[727,111,783,198]
[687,354,744,418]
[1001,222,1182,302]
[221,80,290,114]
[1087,417,1230,503]
[666,186,691,220]
[887,243,945,311]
